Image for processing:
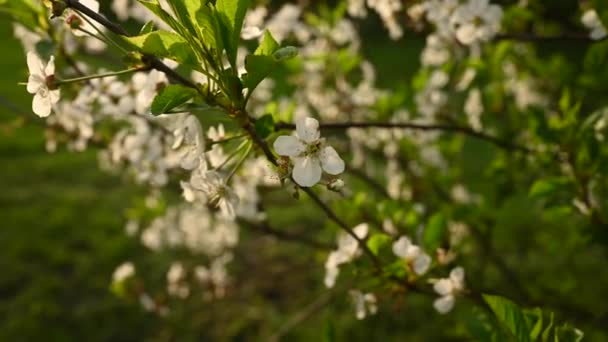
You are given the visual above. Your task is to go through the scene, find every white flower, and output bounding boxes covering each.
[112,262,135,283]
[450,0,503,45]
[324,223,368,288]
[582,9,608,41]
[350,290,378,320]
[392,236,432,275]
[241,26,263,40]
[69,0,100,34]
[464,87,483,130]
[26,52,60,117]
[181,168,239,219]
[432,266,465,314]
[274,117,345,187]
[154,113,205,170]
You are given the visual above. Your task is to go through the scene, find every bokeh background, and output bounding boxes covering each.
[1,1,608,341]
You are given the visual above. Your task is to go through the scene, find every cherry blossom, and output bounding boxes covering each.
[26,52,60,117]
[274,117,345,187]
[432,267,466,314]
[392,236,432,276]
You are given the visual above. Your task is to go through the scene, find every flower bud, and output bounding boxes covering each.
[327,178,345,192]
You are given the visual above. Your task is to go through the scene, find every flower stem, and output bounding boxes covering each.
[226,142,252,182]
[55,68,145,86]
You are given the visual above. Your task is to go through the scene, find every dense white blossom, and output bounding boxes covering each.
[450,0,503,45]
[350,290,378,319]
[324,223,369,288]
[582,9,607,41]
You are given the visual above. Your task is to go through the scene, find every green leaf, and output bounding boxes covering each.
[528,177,572,199]
[524,308,543,340]
[367,233,392,256]
[255,30,279,56]
[555,324,584,342]
[150,84,198,115]
[272,46,299,61]
[254,114,275,139]
[139,20,156,35]
[243,31,280,91]
[423,212,447,252]
[137,0,186,36]
[215,0,251,68]
[124,30,200,69]
[195,3,224,54]
[483,294,531,342]
[541,312,554,342]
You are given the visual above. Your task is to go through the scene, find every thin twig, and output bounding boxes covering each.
[275,121,533,153]
[494,33,600,43]
[239,219,335,250]
[63,0,199,90]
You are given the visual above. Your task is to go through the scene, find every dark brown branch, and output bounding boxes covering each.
[63,0,199,90]
[239,219,335,250]
[348,167,390,198]
[494,33,600,43]
[275,121,533,153]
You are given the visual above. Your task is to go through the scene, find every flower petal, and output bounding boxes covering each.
[44,55,55,76]
[26,51,44,77]
[27,75,43,94]
[32,92,51,117]
[274,135,305,157]
[292,156,322,187]
[296,117,320,143]
[433,295,455,314]
[392,236,412,258]
[413,253,431,275]
[433,278,453,296]
[320,146,345,175]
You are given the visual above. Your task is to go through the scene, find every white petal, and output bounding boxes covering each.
[413,253,431,275]
[26,51,44,77]
[27,75,43,94]
[434,295,455,314]
[392,236,412,258]
[32,92,51,117]
[296,117,320,143]
[433,278,453,296]
[320,146,345,175]
[324,264,339,288]
[241,26,263,40]
[49,89,60,104]
[273,135,305,156]
[450,267,465,284]
[456,24,477,45]
[292,156,322,187]
[352,223,369,239]
[45,55,55,76]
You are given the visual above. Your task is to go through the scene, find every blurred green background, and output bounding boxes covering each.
[2,2,608,340]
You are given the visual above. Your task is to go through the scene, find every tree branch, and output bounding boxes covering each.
[275,121,533,154]
[494,33,600,43]
[63,0,199,90]
[239,219,335,250]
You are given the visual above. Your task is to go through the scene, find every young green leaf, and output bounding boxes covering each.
[483,294,531,342]
[367,233,392,256]
[243,30,280,91]
[423,212,447,252]
[254,114,275,139]
[215,0,251,68]
[124,31,200,69]
[151,84,198,115]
